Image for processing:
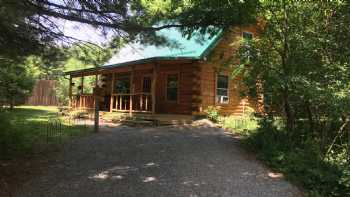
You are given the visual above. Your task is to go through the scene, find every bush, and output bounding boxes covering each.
[242,119,350,197]
[220,106,258,135]
[222,116,258,135]
[204,106,220,122]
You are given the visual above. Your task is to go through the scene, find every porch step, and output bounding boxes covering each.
[134,114,193,126]
[121,119,156,126]
[122,116,193,126]
[101,112,194,126]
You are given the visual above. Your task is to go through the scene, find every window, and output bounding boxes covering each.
[166,74,178,101]
[216,74,229,104]
[115,75,130,94]
[242,31,253,41]
[143,77,152,93]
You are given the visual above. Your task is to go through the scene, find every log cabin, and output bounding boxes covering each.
[65,25,263,116]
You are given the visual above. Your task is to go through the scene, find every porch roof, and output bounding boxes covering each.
[66,27,224,76]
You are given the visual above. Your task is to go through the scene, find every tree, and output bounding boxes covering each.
[0,62,35,109]
[237,0,350,132]
[0,0,258,61]
[55,43,113,105]
[233,2,350,195]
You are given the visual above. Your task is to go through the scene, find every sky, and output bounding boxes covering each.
[49,0,113,45]
[57,19,113,45]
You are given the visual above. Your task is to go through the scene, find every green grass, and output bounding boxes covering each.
[0,106,91,159]
[221,115,259,135]
[101,112,129,122]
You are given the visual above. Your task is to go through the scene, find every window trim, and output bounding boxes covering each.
[165,73,180,103]
[215,73,230,105]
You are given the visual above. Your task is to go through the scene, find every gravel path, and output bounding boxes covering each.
[13,125,301,197]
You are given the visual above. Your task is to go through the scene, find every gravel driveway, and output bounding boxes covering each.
[13,125,301,197]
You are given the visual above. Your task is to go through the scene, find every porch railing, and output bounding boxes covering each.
[71,94,95,109]
[111,92,152,113]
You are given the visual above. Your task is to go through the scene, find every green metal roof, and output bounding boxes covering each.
[66,27,223,76]
[103,27,223,67]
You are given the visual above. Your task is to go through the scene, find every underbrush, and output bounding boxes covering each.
[203,106,350,196]
[242,119,350,197]
[221,115,258,135]
[205,105,259,135]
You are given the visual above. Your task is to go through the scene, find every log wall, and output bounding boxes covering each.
[155,62,197,114]
[198,25,262,116]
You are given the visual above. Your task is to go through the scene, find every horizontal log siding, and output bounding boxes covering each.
[198,26,261,116]
[156,62,197,114]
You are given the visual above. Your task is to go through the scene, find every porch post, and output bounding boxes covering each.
[95,74,98,86]
[68,76,72,108]
[151,64,157,114]
[94,74,98,108]
[94,74,99,133]
[110,73,115,112]
[80,75,84,109]
[129,67,134,116]
[81,75,84,94]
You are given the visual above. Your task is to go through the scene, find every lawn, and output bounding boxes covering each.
[0,106,91,159]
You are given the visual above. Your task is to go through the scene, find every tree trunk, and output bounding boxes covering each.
[305,101,315,135]
[10,98,15,110]
[282,89,294,132]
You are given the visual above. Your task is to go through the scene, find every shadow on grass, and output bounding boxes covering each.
[0,106,93,160]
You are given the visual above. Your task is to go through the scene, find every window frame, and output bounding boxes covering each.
[165,73,180,103]
[215,74,230,105]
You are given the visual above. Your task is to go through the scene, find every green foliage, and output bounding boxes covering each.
[204,106,220,122]
[67,43,113,67]
[229,2,350,196]
[0,1,49,60]
[1,0,258,64]
[222,119,258,136]
[24,47,67,80]
[54,43,113,105]
[0,61,35,107]
[242,119,350,197]
[139,0,258,35]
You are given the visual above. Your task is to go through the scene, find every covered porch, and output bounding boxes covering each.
[68,63,157,114]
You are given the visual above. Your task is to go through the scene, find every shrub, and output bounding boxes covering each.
[204,106,220,123]
[242,119,350,196]
[221,106,258,135]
